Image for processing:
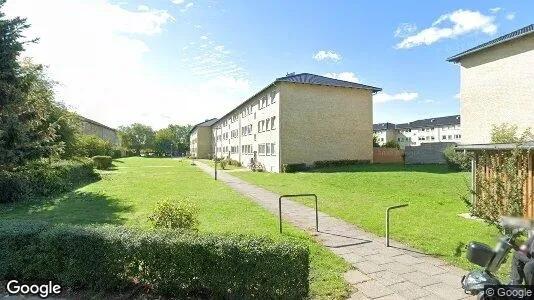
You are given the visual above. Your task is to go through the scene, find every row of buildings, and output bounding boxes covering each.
[190,24,534,172]
[373,115,461,149]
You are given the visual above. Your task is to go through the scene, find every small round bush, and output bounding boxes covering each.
[149,199,199,230]
[92,156,113,170]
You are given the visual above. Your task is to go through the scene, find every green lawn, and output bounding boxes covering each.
[197,158,243,170]
[0,157,350,299]
[233,164,508,276]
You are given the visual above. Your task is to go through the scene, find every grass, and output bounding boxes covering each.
[197,158,243,170]
[233,163,511,278]
[0,157,350,299]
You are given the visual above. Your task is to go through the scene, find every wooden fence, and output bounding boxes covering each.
[474,152,534,218]
[373,148,404,164]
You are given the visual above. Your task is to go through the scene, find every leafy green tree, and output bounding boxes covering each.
[0,8,58,170]
[168,124,192,154]
[383,140,400,149]
[491,123,533,144]
[154,128,174,156]
[76,134,113,157]
[118,123,155,155]
[372,135,380,147]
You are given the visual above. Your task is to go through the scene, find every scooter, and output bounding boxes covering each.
[461,217,529,299]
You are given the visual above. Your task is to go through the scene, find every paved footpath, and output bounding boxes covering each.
[195,161,475,300]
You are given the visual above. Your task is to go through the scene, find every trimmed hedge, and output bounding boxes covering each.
[0,159,99,203]
[282,163,308,173]
[443,145,471,171]
[314,159,371,168]
[92,156,113,170]
[0,220,310,298]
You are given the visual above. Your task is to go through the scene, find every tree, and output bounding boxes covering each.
[154,128,174,156]
[372,135,380,147]
[118,123,155,155]
[491,123,533,144]
[383,140,400,149]
[168,124,192,154]
[0,7,58,170]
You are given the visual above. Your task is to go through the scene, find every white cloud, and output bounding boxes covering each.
[506,13,516,20]
[200,35,208,40]
[324,72,360,83]
[313,50,342,62]
[180,2,194,13]
[374,92,418,104]
[454,92,460,99]
[2,0,251,129]
[420,99,435,104]
[394,23,417,37]
[172,0,185,4]
[396,9,497,49]
[489,7,501,14]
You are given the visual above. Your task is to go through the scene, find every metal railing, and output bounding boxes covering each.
[386,204,408,247]
[279,194,318,234]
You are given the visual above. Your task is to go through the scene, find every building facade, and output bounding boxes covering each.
[189,118,218,159]
[373,115,461,149]
[80,116,119,145]
[447,24,534,144]
[207,73,381,172]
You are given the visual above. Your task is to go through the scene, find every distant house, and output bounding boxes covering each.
[447,24,534,144]
[79,116,119,145]
[189,118,218,159]
[373,115,461,149]
[193,73,381,172]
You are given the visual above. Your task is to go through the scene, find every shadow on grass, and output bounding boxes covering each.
[307,164,461,174]
[2,191,132,226]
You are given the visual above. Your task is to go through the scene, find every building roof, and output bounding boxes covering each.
[373,122,396,131]
[456,141,534,151]
[447,24,534,63]
[276,73,382,92]
[212,73,382,126]
[396,115,460,130]
[78,115,117,132]
[190,118,218,133]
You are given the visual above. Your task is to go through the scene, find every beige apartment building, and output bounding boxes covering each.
[447,24,534,144]
[79,116,119,145]
[207,73,381,172]
[189,118,218,158]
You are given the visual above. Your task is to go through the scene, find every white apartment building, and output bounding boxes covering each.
[373,115,461,148]
[208,73,381,172]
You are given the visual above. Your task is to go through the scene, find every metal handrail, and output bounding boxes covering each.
[279,194,318,233]
[386,204,408,247]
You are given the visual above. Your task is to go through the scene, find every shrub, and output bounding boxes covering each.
[0,159,99,203]
[227,159,241,167]
[282,163,308,173]
[76,134,113,157]
[313,160,371,168]
[92,156,113,170]
[111,149,122,159]
[0,220,310,298]
[219,159,227,170]
[383,140,400,149]
[149,200,199,231]
[443,146,471,171]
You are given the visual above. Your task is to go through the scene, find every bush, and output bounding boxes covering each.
[92,156,113,170]
[313,160,371,168]
[227,159,241,167]
[282,163,308,173]
[76,134,113,157]
[443,146,471,171]
[0,159,99,203]
[219,159,227,170]
[111,149,122,159]
[149,200,199,231]
[383,140,400,149]
[0,220,310,298]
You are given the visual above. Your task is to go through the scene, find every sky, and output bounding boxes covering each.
[4,0,532,129]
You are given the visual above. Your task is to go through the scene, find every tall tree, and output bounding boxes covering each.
[168,124,193,154]
[0,5,58,170]
[118,123,155,155]
[154,127,174,156]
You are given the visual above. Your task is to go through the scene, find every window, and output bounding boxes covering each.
[254,112,256,119]
[270,116,276,129]
[270,91,277,103]
[448,135,452,139]
[258,144,265,155]
[270,143,276,155]
[266,118,270,131]
[431,136,435,140]
[442,135,447,140]
[248,124,252,135]
[261,120,265,132]
[266,143,271,155]
[254,134,256,141]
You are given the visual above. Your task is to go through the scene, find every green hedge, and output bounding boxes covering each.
[314,159,371,168]
[0,220,310,298]
[0,159,99,203]
[92,156,113,170]
[443,146,471,171]
[282,163,308,173]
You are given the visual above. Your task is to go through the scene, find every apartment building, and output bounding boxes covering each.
[373,123,396,146]
[373,115,461,148]
[189,118,218,159]
[447,24,534,144]
[79,116,119,145]
[208,73,381,172]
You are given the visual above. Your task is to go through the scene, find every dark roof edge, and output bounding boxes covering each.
[276,73,382,92]
[190,118,218,134]
[456,142,534,151]
[78,116,117,132]
[447,24,534,63]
